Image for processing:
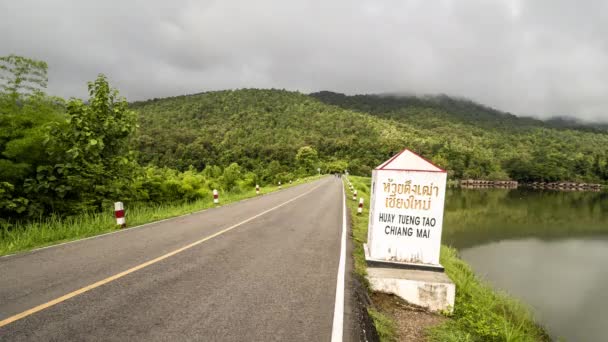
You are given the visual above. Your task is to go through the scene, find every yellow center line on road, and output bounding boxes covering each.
[0,181,325,328]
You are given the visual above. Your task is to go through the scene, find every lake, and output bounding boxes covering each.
[442,188,608,341]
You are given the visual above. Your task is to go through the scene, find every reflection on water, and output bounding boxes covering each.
[443,189,608,249]
[443,189,608,341]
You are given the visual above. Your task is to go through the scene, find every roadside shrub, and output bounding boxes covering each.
[275,172,294,184]
[238,172,259,190]
[221,163,242,191]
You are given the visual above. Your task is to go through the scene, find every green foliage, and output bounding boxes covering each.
[0,55,64,217]
[135,166,211,203]
[368,308,397,342]
[221,162,242,191]
[2,54,607,223]
[343,176,372,280]
[324,159,348,174]
[24,74,138,214]
[133,89,608,184]
[275,172,294,184]
[343,176,394,340]
[132,89,390,179]
[239,171,258,189]
[0,182,28,214]
[0,176,320,256]
[0,54,48,99]
[202,165,222,179]
[295,145,319,174]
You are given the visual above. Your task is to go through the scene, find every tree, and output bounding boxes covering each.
[324,159,348,174]
[0,55,63,217]
[592,154,604,181]
[221,163,241,190]
[27,74,137,213]
[295,146,318,175]
[0,55,48,102]
[0,181,28,215]
[202,165,222,179]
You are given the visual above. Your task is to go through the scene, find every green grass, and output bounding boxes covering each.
[343,175,549,342]
[343,176,371,281]
[343,175,397,341]
[0,176,321,256]
[368,307,397,342]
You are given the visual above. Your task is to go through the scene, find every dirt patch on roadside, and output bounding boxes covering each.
[371,292,447,341]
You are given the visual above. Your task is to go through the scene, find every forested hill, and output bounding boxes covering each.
[310,91,608,133]
[4,54,603,220]
[133,89,608,183]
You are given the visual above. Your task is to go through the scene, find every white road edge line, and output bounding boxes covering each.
[331,180,347,342]
[1,180,320,259]
[0,181,324,328]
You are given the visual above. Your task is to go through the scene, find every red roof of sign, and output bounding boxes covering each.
[375,149,446,173]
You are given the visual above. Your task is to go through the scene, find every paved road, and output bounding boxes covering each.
[0,177,354,341]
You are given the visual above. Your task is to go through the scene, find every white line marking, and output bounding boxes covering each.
[331,180,347,342]
[0,182,324,327]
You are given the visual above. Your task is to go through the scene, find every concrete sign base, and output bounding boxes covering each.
[367,266,455,313]
[364,243,454,312]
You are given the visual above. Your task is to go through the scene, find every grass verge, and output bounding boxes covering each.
[368,307,397,341]
[0,176,321,256]
[343,175,397,341]
[343,175,549,342]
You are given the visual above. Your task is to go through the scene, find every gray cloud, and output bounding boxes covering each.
[1,0,607,121]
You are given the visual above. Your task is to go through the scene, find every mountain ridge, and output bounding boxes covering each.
[132,88,608,183]
[309,91,608,132]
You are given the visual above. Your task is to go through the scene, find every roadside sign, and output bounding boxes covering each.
[366,149,447,266]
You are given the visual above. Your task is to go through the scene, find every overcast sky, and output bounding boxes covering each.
[1,0,607,121]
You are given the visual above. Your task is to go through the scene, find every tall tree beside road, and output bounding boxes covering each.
[0,55,62,216]
[27,74,138,214]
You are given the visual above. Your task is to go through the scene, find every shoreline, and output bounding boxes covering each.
[344,175,549,341]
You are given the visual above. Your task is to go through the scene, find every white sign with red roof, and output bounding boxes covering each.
[365,149,447,267]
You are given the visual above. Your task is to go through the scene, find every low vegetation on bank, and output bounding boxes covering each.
[0,176,318,256]
[344,176,549,342]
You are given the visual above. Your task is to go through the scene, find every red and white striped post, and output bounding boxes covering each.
[256,184,260,195]
[213,189,219,204]
[352,190,357,201]
[114,202,126,228]
[357,197,364,215]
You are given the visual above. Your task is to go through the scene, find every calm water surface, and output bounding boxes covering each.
[443,189,608,342]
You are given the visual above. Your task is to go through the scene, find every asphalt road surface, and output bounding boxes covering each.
[0,177,355,341]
